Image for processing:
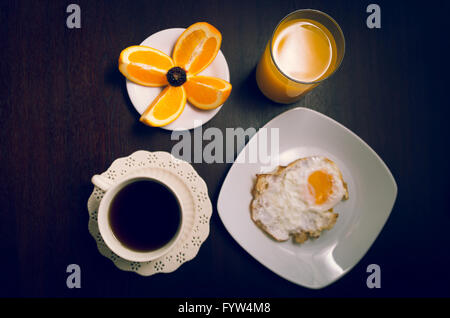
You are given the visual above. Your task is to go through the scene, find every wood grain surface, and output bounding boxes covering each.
[1,0,449,297]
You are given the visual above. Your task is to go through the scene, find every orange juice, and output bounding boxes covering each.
[256,10,344,104]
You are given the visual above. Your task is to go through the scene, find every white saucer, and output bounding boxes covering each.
[87,151,212,275]
[125,28,230,131]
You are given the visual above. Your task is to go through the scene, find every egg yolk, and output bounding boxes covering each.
[308,170,333,204]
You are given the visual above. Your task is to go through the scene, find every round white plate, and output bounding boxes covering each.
[125,28,230,131]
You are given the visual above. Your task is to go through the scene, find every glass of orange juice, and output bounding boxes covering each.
[256,9,345,104]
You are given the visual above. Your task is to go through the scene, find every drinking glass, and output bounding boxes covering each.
[256,9,345,104]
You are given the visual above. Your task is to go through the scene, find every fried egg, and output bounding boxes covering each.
[250,156,348,243]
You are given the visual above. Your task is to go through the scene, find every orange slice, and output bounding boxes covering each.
[140,86,186,127]
[184,75,232,110]
[173,22,222,75]
[119,46,174,87]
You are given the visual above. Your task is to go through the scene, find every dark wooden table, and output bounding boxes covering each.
[1,0,449,297]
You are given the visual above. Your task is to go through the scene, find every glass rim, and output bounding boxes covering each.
[269,9,346,85]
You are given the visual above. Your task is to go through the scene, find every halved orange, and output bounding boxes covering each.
[184,75,232,110]
[119,46,174,87]
[173,22,222,75]
[140,86,186,127]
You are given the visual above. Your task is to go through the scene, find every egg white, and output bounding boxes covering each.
[252,156,347,239]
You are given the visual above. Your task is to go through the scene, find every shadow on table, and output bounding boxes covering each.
[104,60,139,117]
[234,66,295,129]
[239,66,270,107]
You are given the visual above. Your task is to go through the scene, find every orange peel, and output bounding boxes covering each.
[118,22,231,127]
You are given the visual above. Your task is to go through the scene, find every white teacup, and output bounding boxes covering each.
[91,170,185,262]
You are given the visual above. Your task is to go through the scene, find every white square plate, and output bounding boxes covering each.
[217,107,397,289]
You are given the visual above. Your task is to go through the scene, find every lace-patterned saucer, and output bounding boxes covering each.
[87,150,212,275]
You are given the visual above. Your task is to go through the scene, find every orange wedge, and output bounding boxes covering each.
[140,86,186,127]
[119,46,174,87]
[173,22,222,75]
[184,75,232,110]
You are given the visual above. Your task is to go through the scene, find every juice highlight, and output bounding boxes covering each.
[256,18,338,104]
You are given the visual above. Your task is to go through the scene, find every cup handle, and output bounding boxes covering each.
[91,174,114,191]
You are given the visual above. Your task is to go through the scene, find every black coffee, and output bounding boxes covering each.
[108,179,181,252]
